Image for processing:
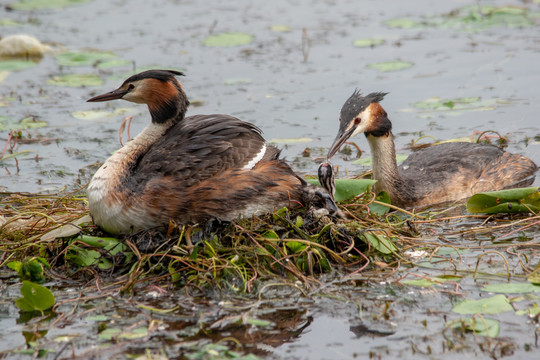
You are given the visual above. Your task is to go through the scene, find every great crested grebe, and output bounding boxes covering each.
[86,69,336,234]
[327,91,538,208]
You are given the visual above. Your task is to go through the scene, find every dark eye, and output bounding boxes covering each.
[354,117,361,124]
[128,84,135,91]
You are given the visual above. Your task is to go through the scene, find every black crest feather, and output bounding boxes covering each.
[123,69,185,85]
[340,90,388,123]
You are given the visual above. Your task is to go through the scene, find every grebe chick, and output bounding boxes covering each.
[327,91,538,208]
[86,69,336,234]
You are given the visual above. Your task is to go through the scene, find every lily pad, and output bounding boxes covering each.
[401,278,440,288]
[7,257,50,283]
[369,191,391,215]
[72,107,137,120]
[9,0,90,10]
[0,116,47,131]
[362,232,397,255]
[515,304,540,317]
[96,58,131,69]
[384,18,422,29]
[202,32,254,47]
[270,25,291,32]
[56,51,118,67]
[0,60,36,71]
[411,97,500,116]
[481,282,540,294]
[447,317,500,338]
[0,19,22,26]
[15,281,55,313]
[224,77,252,85]
[306,178,376,202]
[466,187,540,214]
[367,60,413,72]
[353,38,385,48]
[47,74,103,87]
[452,294,513,315]
[384,5,540,33]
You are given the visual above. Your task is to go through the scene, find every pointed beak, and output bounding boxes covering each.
[327,124,356,159]
[87,88,128,102]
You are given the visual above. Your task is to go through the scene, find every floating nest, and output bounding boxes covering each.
[0,187,417,292]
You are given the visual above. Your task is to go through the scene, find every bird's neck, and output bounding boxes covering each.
[147,87,189,124]
[365,132,407,199]
[88,118,176,199]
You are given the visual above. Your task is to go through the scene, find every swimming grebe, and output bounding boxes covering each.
[327,91,538,208]
[86,69,336,234]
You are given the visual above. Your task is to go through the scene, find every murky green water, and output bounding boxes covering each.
[1,0,539,359]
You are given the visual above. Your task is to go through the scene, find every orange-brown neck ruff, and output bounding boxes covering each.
[144,79,188,124]
[364,102,392,137]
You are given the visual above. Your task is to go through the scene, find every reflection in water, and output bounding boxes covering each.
[274,313,395,359]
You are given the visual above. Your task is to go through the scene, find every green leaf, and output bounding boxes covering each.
[262,230,279,240]
[72,107,137,120]
[481,282,540,294]
[306,178,376,202]
[56,51,118,67]
[78,235,126,255]
[223,77,252,85]
[353,38,385,47]
[362,232,397,254]
[515,304,540,317]
[286,241,305,253]
[202,32,254,47]
[0,116,47,131]
[118,327,148,339]
[466,187,540,214]
[369,191,391,215]
[401,278,439,287]
[67,246,101,267]
[10,0,90,10]
[7,257,49,283]
[452,294,513,315]
[384,18,420,29]
[0,19,22,26]
[96,59,131,69]
[367,60,413,72]
[270,25,291,32]
[15,281,55,312]
[447,317,500,337]
[47,74,103,87]
[384,5,540,32]
[98,328,121,340]
[528,272,540,285]
[0,60,36,71]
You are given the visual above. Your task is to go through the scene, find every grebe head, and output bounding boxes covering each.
[327,91,390,158]
[87,69,189,123]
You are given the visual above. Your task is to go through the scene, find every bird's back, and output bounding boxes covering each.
[398,142,537,206]
[128,114,267,189]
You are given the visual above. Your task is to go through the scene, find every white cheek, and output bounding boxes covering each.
[122,92,145,104]
[352,122,369,137]
[351,107,372,136]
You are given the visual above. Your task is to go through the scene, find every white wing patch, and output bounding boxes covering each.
[243,144,267,170]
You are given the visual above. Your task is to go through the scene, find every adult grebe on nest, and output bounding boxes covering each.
[327,91,538,208]
[86,69,336,234]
